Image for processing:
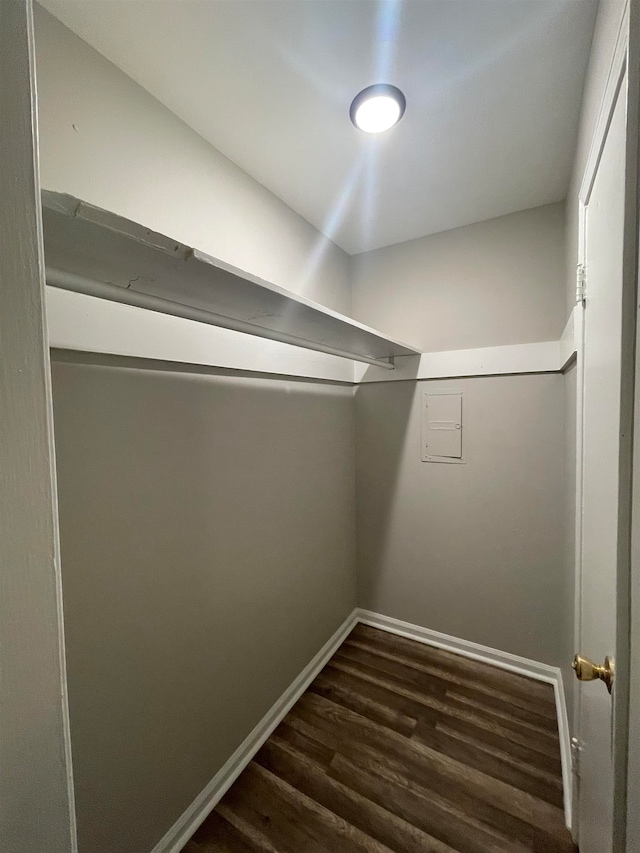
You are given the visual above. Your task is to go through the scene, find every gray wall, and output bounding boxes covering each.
[355,374,566,665]
[351,202,568,666]
[34,5,351,316]
[37,11,358,853]
[351,202,566,353]
[51,357,356,853]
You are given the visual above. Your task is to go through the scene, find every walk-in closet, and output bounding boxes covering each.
[2,1,638,852]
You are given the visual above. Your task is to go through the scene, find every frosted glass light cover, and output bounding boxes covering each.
[350,84,406,134]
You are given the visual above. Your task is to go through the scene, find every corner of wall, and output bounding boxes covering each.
[33,3,352,318]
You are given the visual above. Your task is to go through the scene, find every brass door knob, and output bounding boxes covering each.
[572,654,615,694]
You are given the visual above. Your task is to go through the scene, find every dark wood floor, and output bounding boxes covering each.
[183,624,576,852]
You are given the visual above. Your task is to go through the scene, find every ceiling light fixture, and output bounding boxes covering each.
[349,84,406,134]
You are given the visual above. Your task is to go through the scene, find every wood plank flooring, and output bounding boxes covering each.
[182,624,576,852]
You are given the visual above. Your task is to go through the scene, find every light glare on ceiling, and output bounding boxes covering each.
[350,84,406,134]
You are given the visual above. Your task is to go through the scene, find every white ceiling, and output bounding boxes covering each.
[40,0,597,255]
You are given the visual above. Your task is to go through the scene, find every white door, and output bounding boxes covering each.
[577,73,627,853]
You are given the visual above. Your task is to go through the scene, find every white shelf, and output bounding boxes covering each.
[41,192,421,370]
[46,287,357,384]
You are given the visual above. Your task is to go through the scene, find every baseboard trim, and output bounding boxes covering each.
[356,609,559,681]
[149,608,359,853]
[355,609,573,830]
[150,607,572,851]
[552,671,573,831]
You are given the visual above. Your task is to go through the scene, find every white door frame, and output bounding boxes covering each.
[0,1,77,850]
[572,0,639,849]
[623,1,640,849]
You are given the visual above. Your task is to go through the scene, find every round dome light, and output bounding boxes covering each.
[350,84,406,134]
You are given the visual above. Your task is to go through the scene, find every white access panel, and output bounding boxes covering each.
[422,390,463,463]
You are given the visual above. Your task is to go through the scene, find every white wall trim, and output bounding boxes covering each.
[149,609,359,853]
[355,337,573,384]
[48,288,580,385]
[0,3,78,849]
[355,609,573,830]
[553,670,573,832]
[355,609,560,681]
[149,607,572,853]
[559,307,578,370]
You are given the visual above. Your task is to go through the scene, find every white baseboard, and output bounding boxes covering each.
[355,609,573,830]
[552,672,573,831]
[355,609,559,682]
[150,607,572,852]
[149,609,359,853]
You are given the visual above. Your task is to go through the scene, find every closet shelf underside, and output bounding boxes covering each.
[41,191,421,370]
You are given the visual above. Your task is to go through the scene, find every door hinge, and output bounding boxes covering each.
[576,264,586,304]
[571,736,581,775]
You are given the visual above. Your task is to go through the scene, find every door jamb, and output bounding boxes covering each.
[621,0,640,850]
[0,1,77,849]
